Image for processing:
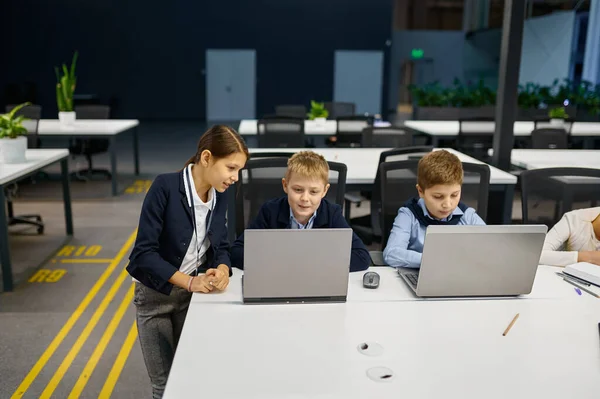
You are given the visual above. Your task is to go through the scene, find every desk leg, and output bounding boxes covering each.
[0,186,14,291]
[133,126,140,175]
[110,136,118,196]
[61,159,74,236]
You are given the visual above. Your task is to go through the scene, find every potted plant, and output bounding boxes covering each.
[307,101,329,125]
[0,102,32,164]
[548,106,569,126]
[55,51,78,125]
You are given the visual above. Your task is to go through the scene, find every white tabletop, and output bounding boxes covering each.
[502,149,600,170]
[167,295,600,399]
[249,147,517,185]
[190,266,590,305]
[38,119,139,136]
[0,149,69,185]
[239,119,337,135]
[404,120,600,137]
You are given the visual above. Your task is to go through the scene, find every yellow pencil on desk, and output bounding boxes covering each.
[502,313,520,336]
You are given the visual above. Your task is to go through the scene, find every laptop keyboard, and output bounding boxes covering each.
[403,272,419,289]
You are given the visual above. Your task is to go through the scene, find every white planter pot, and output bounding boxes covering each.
[550,118,565,127]
[0,136,27,164]
[59,111,76,126]
[314,117,326,125]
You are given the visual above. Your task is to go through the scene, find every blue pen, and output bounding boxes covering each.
[574,287,582,296]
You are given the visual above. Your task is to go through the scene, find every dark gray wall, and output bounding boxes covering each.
[2,0,393,120]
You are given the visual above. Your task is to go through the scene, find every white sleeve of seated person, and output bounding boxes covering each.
[383,208,422,268]
[539,215,578,267]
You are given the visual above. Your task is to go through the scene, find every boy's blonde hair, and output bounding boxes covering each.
[417,150,463,190]
[285,151,329,185]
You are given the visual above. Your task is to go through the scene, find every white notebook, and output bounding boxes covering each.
[564,262,600,286]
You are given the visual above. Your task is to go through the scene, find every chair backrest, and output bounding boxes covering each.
[366,147,433,238]
[75,105,111,119]
[274,105,306,119]
[234,157,347,236]
[378,160,490,249]
[531,128,568,149]
[5,104,42,148]
[520,167,600,226]
[336,115,373,146]
[361,126,413,148]
[257,118,305,148]
[325,102,355,119]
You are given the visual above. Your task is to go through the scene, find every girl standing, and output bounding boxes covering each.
[127,125,248,398]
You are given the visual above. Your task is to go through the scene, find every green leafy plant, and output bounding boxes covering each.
[409,79,495,107]
[548,106,569,119]
[55,51,78,112]
[0,102,31,139]
[307,101,329,119]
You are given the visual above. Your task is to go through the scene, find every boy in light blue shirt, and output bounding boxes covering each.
[383,150,486,268]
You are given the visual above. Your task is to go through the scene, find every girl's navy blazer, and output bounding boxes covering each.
[127,172,231,295]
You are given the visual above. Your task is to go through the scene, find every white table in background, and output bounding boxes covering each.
[249,147,517,223]
[0,149,73,291]
[38,119,140,196]
[404,120,600,148]
[238,119,337,136]
[165,268,600,399]
[503,149,600,170]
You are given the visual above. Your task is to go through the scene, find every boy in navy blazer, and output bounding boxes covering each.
[231,151,370,272]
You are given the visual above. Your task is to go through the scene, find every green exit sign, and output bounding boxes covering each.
[411,48,424,59]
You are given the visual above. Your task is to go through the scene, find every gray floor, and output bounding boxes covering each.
[0,121,210,399]
[1,121,532,398]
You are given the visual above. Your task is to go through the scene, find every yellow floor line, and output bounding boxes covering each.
[10,229,137,399]
[68,284,135,398]
[98,321,139,399]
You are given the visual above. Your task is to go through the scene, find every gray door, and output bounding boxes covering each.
[333,50,384,115]
[206,49,256,121]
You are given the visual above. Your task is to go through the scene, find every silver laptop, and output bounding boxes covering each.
[242,229,352,304]
[398,225,548,297]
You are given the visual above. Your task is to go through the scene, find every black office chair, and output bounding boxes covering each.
[379,160,490,250]
[274,105,307,119]
[346,147,433,245]
[256,118,305,148]
[330,115,373,148]
[531,128,569,149]
[361,126,413,148]
[457,116,495,161]
[234,157,347,237]
[4,104,44,234]
[324,102,356,119]
[69,105,111,180]
[520,167,600,227]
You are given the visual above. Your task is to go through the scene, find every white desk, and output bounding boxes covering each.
[190,266,590,305]
[239,119,337,136]
[38,119,140,196]
[250,148,517,186]
[0,149,73,291]
[503,149,600,170]
[404,120,600,148]
[166,279,600,399]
